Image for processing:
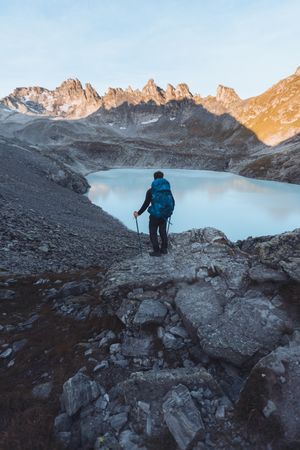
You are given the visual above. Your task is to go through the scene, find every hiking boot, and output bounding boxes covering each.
[149,251,162,257]
[160,248,168,254]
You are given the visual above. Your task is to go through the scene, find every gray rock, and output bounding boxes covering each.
[256,229,300,282]
[121,336,153,357]
[98,331,116,348]
[95,395,109,412]
[162,332,184,350]
[133,299,168,326]
[249,264,288,283]
[93,360,109,371]
[215,405,225,419]
[238,332,300,447]
[198,292,291,366]
[263,400,277,418]
[60,280,92,298]
[45,288,58,300]
[0,289,15,300]
[101,227,252,307]
[0,347,12,358]
[163,384,205,450]
[169,325,189,339]
[109,412,128,432]
[119,429,147,450]
[61,371,101,416]
[116,299,137,325]
[38,244,49,253]
[110,343,121,354]
[175,283,223,338]
[32,381,53,400]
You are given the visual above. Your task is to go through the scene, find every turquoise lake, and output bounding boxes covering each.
[86,168,300,241]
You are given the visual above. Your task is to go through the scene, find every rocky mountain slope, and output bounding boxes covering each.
[1,79,102,119]
[0,137,139,275]
[1,68,300,146]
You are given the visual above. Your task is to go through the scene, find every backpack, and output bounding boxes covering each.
[147,178,175,219]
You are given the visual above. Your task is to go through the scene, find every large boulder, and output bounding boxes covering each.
[256,229,300,282]
[133,299,168,326]
[176,283,291,367]
[101,227,250,300]
[238,332,300,448]
[61,370,102,416]
[175,283,224,338]
[198,291,291,366]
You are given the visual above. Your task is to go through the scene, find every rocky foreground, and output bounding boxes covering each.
[1,227,299,449]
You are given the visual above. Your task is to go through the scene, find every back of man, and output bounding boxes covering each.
[133,171,175,256]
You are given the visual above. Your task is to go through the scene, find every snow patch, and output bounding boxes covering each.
[120,126,126,129]
[170,117,176,121]
[141,117,160,125]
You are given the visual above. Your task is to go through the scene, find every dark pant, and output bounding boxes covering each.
[149,215,168,252]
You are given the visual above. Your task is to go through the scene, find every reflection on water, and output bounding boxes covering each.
[86,168,300,241]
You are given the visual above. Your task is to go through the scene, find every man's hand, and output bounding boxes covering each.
[133,211,139,218]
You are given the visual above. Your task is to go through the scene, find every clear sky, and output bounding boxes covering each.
[0,0,299,99]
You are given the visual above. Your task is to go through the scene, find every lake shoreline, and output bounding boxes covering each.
[86,168,300,242]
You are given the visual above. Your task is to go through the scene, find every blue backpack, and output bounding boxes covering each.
[148,178,175,219]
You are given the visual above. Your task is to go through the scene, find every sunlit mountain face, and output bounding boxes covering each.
[1,68,300,145]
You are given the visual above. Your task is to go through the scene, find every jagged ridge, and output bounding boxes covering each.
[1,67,300,144]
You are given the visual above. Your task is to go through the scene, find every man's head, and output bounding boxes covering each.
[153,171,164,179]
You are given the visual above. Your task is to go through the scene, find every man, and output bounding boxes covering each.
[133,171,175,257]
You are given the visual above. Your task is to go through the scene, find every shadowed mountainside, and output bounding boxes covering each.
[1,95,299,184]
[1,67,300,146]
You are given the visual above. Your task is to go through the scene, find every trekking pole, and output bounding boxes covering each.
[167,216,174,248]
[167,217,172,236]
[135,216,143,255]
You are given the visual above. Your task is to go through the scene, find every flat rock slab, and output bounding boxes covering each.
[198,292,291,366]
[163,384,205,450]
[133,299,168,326]
[249,264,288,283]
[100,228,250,301]
[175,283,223,338]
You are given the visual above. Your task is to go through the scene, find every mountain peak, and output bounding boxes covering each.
[142,78,159,93]
[59,78,83,91]
[295,66,300,76]
[175,83,192,99]
[142,79,164,104]
[216,85,240,106]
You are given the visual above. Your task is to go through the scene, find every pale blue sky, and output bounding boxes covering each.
[0,0,299,99]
